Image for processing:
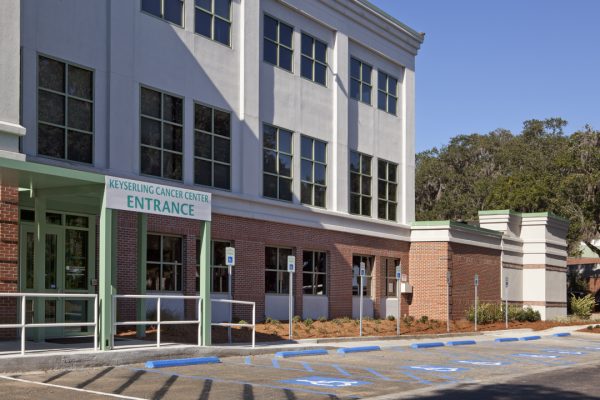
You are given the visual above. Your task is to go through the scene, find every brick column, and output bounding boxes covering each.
[294,247,303,318]
[329,247,352,318]
[233,240,264,322]
[183,235,198,320]
[116,211,137,323]
[0,185,18,339]
[372,256,385,319]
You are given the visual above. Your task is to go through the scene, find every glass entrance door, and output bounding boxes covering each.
[19,211,95,339]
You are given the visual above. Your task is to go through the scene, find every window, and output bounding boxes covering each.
[194,103,231,190]
[196,240,231,293]
[384,258,401,296]
[147,235,182,292]
[142,0,184,26]
[352,255,374,296]
[350,58,372,104]
[263,124,293,201]
[349,151,372,216]
[263,15,293,72]
[302,251,327,295]
[265,247,292,294]
[300,136,327,208]
[378,71,398,115]
[301,33,327,85]
[378,159,398,221]
[37,56,93,163]
[140,87,183,181]
[195,0,232,46]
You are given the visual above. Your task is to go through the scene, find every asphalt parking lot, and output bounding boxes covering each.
[2,335,600,399]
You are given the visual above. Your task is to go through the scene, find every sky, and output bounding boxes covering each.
[369,0,600,152]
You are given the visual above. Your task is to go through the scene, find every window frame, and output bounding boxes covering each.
[377,159,398,221]
[141,0,185,28]
[193,101,232,191]
[262,123,294,202]
[265,246,293,295]
[263,14,294,73]
[300,135,327,208]
[300,32,328,86]
[139,85,184,182]
[36,53,95,164]
[377,70,399,115]
[194,0,233,47]
[196,240,232,293]
[349,150,372,217]
[302,250,327,296]
[146,234,183,292]
[383,258,401,296]
[352,255,374,296]
[349,57,373,105]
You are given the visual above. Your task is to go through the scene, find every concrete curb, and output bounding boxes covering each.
[309,331,486,344]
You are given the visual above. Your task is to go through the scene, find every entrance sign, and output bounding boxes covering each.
[225,247,235,266]
[359,262,366,277]
[105,176,211,221]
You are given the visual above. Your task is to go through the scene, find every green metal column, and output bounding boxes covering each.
[136,213,147,337]
[32,196,46,342]
[99,193,116,350]
[199,221,211,346]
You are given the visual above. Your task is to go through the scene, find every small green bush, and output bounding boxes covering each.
[588,325,594,330]
[292,315,302,323]
[239,320,248,325]
[570,294,595,320]
[303,318,313,327]
[317,316,327,323]
[386,315,395,321]
[467,303,540,324]
[418,315,429,324]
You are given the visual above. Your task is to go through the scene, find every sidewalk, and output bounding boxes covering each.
[0,325,592,374]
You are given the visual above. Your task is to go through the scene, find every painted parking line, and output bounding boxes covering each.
[0,375,147,400]
[128,367,359,398]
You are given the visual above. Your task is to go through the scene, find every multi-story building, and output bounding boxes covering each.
[0,0,569,349]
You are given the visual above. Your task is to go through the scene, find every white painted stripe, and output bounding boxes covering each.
[0,375,147,400]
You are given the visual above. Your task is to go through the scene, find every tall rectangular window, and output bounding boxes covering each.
[195,0,232,46]
[147,235,182,292]
[302,251,327,295]
[263,124,293,201]
[265,247,292,294]
[378,71,398,115]
[37,56,93,163]
[140,87,183,181]
[384,258,401,296]
[300,136,327,208]
[349,58,372,105]
[194,103,231,190]
[378,159,398,221]
[196,240,231,293]
[300,33,327,86]
[263,15,293,72]
[142,0,184,26]
[349,151,372,216]
[352,255,374,296]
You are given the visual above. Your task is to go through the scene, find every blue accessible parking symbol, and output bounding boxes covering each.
[406,365,468,372]
[455,360,508,366]
[281,376,372,388]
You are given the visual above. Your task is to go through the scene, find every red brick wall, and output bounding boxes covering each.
[408,242,449,321]
[116,211,138,322]
[449,243,501,320]
[0,186,18,339]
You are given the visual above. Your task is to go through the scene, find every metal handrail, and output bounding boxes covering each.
[211,299,256,348]
[112,294,202,348]
[0,292,98,355]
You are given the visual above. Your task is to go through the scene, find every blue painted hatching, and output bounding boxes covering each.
[411,342,445,349]
[552,332,571,337]
[275,349,328,358]
[519,336,542,341]
[145,356,220,369]
[446,340,476,346]
[337,346,381,354]
[495,337,518,342]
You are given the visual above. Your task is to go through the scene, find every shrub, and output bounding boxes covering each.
[303,318,314,327]
[403,315,414,326]
[570,294,595,320]
[386,315,395,321]
[418,315,429,324]
[466,303,503,324]
[292,315,302,323]
[239,320,248,325]
[317,316,327,323]
[588,325,594,330]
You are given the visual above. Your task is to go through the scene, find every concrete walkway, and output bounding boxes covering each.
[0,325,594,374]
